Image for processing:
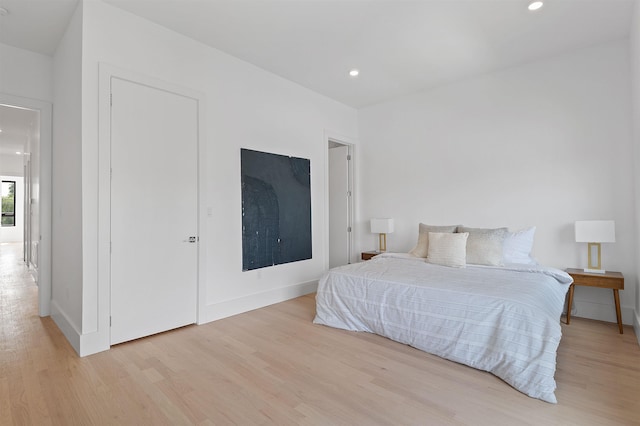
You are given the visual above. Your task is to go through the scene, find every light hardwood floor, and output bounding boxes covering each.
[2,242,640,425]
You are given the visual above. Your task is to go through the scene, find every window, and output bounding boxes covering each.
[1,180,16,227]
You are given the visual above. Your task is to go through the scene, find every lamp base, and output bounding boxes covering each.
[378,233,387,252]
[583,268,606,274]
[587,242,602,270]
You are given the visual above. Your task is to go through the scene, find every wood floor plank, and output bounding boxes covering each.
[2,242,640,425]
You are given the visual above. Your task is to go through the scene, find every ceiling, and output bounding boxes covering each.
[0,0,635,108]
[0,0,78,55]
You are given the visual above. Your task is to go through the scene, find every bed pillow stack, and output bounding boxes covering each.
[408,223,460,258]
[410,222,537,267]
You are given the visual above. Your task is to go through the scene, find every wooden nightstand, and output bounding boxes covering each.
[565,268,624,334]
[361,251,380,261]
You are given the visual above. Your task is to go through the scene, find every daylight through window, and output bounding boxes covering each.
[1,180,16,227]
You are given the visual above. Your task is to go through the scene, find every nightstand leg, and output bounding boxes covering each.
[566,284,574,325]
[613,289,623,334]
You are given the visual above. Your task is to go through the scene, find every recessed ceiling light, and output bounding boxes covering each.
[16,151,21,155]
[349,69,360,77]
[0,7,9,16]
[528,1,543,11]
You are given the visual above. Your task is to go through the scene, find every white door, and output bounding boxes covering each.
[110,78,198,345]
[328,144,351,268]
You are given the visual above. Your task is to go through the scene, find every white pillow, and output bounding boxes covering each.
[503,226,537,265]
[409,223,460,258]
[457,226,508,266]
[427,232,468,268]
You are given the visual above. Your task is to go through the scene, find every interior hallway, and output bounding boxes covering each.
[0,242,43,363]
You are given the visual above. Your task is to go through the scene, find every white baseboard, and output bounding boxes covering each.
[634,310,640,346]
[29,263,38,285]
[572,300,634,326]
[79,329,111,357]
[50,301,112,357]
[50,299,81,355]
[200,280,318,324]
[51,281,318,357]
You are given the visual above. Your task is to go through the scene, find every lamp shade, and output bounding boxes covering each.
[370,218,394,234]
[575,220,615,243]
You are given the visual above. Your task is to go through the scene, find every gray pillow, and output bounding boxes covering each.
[409,223,460,258]
[457,226,508,266]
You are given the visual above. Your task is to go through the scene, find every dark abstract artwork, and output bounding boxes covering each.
[241,148,312,271]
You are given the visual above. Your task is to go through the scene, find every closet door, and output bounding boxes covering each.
[110,77,198,345]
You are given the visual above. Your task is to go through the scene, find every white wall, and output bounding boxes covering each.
[0,154,23,177]
[630,0,640,340]
[358,40,636,326]
[26,105,42,272]
[70,0,356,355]
[51,1,84,349]
[0,176,23,243]
[0,42,53,102]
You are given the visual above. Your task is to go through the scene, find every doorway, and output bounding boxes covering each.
[0,97,51,317]
[328,139,354,268]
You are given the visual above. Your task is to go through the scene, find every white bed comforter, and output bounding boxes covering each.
[313,253,572,403]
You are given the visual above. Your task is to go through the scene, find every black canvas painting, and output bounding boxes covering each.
[241,148,312,271]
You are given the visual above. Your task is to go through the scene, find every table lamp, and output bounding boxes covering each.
[370,218,394,252]
[574,220,615,274]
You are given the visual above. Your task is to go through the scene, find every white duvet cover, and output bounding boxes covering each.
[313,253,572,403]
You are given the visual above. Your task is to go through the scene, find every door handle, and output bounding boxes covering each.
[183,236,197,243]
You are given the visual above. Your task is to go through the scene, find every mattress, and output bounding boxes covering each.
[313,253,572,403]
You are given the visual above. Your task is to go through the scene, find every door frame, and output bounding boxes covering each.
[24,158,31,267]
[324,131,356,271]
[97,64,207,351]
[0,93,52,317]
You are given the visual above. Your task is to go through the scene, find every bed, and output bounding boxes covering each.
[313,252,573,403]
